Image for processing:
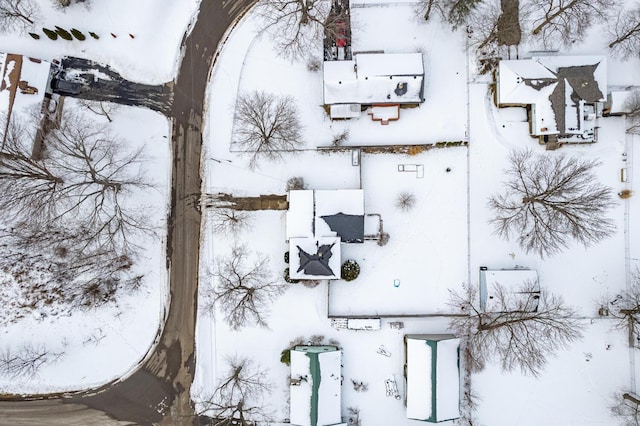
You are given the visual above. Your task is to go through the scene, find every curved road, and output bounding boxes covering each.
[0,0,255,425]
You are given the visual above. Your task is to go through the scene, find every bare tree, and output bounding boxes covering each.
[209,246,286,330]
[210,208,253,236]
[525,0,616,47]
[624,90,640,135]
[0,343,64,379]
[233,91,304,170]
[256,0,341,60]
[449,282,584,377]
[447,0,485,28]
[612,391,640,426]
[286,176,307,191]
[0,110,154,252]
[396,192,416,212]
[608,3,640,59]
[416,0,445,21]
[78,99,121,123]
[53,0,89,8]
[604,269,640,347]
[0,0,39,33]
[488,149,615,258]
[198,356,271,425]
[467,1,502,50]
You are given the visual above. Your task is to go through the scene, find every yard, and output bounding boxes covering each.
[195,1,640,426]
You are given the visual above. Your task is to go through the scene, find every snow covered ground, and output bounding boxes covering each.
[0,98,171,393]
[195,1,640,425]
[0,0,200,84]
[0,0,196,394]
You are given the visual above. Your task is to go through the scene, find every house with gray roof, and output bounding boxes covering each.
[286,189,364,280]
[496,56,607,145]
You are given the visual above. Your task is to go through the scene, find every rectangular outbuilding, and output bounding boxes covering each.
[290,346,345,426]
[404,334,460,423]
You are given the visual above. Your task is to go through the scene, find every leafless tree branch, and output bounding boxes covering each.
[488,149,616,258]
[607,3,640,59]
[198,356,272,425]
[0,0,39,33]
[208,246,286,330]
[524,0,617,47]
[233,91,304,170]
[449,282,584,377]
[0,343,64,379]
[0,110,155,253]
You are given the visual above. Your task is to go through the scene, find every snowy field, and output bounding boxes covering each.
[0,99,171,393]
[195,1,640,425]
[0,0,200,83]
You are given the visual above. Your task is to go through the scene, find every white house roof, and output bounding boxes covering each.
[356,53,425,77]
[287,189,365,242]
[406,336,460,422]
[406,337,433,420]
[286,190,315,239]
[290,347,342,426]
[497,59,557,106]
[479,269,540,312]
[497,56,607,139]
[608,90,634,114]
[323,53,424,106]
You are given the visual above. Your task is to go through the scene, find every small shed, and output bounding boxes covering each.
[404,335,460,423]
[290,346,345,426]
[479,267,540,312]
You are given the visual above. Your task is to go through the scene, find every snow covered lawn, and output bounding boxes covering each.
[196,2,640,426]
[0,0,200,83]
[329,148,468,316]
[0,99,171,393]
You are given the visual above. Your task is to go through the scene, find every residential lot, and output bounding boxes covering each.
[195,3,640,426]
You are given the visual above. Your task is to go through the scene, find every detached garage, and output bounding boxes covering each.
[404,335,460,423]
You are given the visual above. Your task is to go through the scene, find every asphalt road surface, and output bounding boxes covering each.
[0,0,256,425]
[54,56,173,115]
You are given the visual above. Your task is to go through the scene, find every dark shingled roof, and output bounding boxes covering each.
[546,63,603,136]
[320,213,364,243]
[297,243,336,276]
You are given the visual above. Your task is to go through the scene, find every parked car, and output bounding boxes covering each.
[51,78,83,95]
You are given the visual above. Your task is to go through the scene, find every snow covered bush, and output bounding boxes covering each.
[341,260,360,282]
[286,176,307,191]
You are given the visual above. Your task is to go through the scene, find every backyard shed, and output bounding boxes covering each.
[290,346,346,426]
[479,267,540,313]
[404,334,460,423]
